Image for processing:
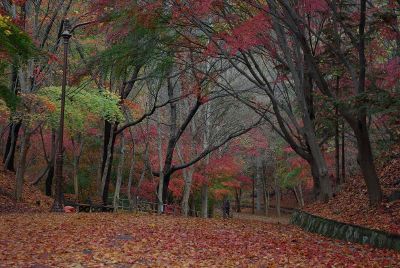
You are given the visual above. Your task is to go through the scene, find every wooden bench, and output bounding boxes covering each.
[66,202,114,212]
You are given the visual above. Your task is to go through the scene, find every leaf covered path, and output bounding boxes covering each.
[0,213,399,267]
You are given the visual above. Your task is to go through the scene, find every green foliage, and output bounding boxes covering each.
[0,98,10,120]
[38,86,124,133]
[0,84,20,111]
[276,158,302,189]
[0,15,34,114]
[93,5,176,82]
[0,15,35,62]
[279,167,301,188]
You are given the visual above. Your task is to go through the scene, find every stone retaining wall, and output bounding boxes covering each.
[291,210,400,251]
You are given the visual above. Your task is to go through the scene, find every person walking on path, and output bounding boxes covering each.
[222,198,230,218]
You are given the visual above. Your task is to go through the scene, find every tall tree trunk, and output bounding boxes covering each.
[3,121,21,172]
[304,127,332,201]
[274,175,281,218]
[341,122,345,184]
[44,130,56,196]
[353,0,381,205]
[190,195,196,216]
[113,135,125,211]
[15,124,30,201]
[156,112,165,214]
[45,162,54,197]
[72,134,83,198]
[201,184,208,218]
[262,176,269,216]
[298,183,304,207]
[255,157,263,212]
[100,124,115,205]
[309,160,321,199]
[126,145,135,210]
[335,79,340,189]
[3,62,20,172]
[354,121,382,205]
[181,169,193,217]
[133,167,146,210]
[201,102,211,218]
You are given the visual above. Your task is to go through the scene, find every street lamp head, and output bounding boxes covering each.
[61,18,72,39]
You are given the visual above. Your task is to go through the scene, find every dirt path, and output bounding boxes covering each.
[231,212,291,224]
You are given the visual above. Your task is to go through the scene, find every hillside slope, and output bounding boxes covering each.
[305,146,400,234]
[0,166,53,213]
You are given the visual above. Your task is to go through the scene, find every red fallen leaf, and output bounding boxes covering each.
[1,213,399,267]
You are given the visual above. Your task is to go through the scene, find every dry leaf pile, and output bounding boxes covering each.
[0,213,399,267]
[0,167,52,213]
[306,147,400,234]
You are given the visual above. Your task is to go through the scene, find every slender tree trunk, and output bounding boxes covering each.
[293,187,300,205]
[156,113,164,214]
[304,129,332,201]
[255,158,262,212]
[180,113,197,217]
[100,124,114,205]
[352,0,381,205]
[181,169,193,217]
[45,130,56,196]
[158,173,165,213]
[309,160,321,199]
[201,184,208,218]
[45,162,54,196]
[15,124,30,201]
[72,134,83,198]
[354,122,382,205]
[298,183,304,207]
[133,167,146,210]
[3,64,20,172]
[96,158,103,196]
[262,177,269,216]
[335,115,340,189]
[159,77,177,205]
[272,14,332,200]
[127,146,135,210]
[4,121,21,172]
[335,77,340,189]
[341,122,345,184]
[190,195,196,216]
[113,135,125,211]
[101,121,117,205]
[274,175,281,218]
[201,102,211,218]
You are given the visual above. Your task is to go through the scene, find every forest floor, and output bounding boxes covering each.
[1,213,399,267]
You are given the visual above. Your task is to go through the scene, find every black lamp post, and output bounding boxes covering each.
[52,19,72,212]
[51,19,95,212]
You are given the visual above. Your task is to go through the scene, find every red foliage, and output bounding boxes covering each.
[137,180,157,202]
[298,0,329,14]
[216,11,271,55]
